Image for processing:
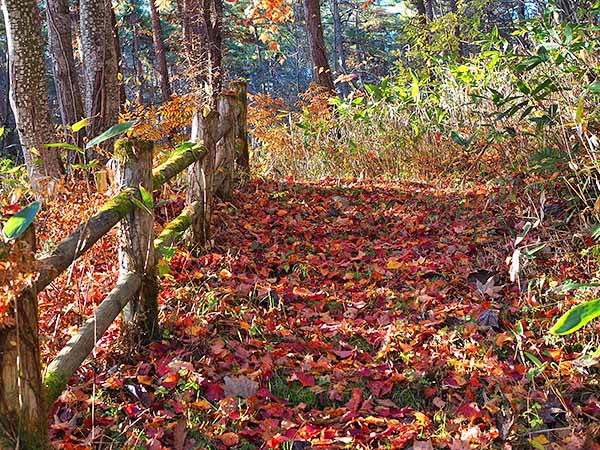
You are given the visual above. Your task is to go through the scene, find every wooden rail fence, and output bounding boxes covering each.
[0,81,249,448]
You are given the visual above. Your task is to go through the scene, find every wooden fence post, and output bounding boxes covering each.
[114,139,159,340]
[230,80,250,176]
[0,227,46,449]
[215,92,238,200]
[187,110,218,245]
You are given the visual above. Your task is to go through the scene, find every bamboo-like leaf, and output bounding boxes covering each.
[86,122,134,149]
[139,184,154,210]
[586,81,600,93]
[2,202,41,242]
[549,298,600,335]
[70,118,91,132]
[45,142,85,154]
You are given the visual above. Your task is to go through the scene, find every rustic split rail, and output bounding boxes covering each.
[0,81,249,448]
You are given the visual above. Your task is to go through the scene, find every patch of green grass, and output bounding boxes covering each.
[323,301,344,313]
[390,379,434,410]
[269,371,318,409]
[187,431,218,449]
[347,334,374,353]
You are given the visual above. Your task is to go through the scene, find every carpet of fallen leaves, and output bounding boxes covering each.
[36,178,600,450]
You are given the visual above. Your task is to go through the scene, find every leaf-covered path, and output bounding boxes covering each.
[44,179,600,449]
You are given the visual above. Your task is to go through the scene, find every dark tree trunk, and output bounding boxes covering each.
[47,0,85,150]
[253,28,266,93]
[331,0,349,96]
[148,0,172,101]
[208,0,223,95]
[425,0,434,21]
[2,0,64,186]
[80,0,120,160]
[448,0,464,57]
[303,0,334,91]
[415,0,428,24]
[111,6,127,106]
[129,1,145,104]
[178,0,223,103]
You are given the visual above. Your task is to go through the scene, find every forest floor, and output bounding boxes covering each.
[36,177,600,450]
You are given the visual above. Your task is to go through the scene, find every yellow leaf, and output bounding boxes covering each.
[386,259,402,270]
[530,434,549,448]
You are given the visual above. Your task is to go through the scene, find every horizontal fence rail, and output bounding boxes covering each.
[0,81,249,447]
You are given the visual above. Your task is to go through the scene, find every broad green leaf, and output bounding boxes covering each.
[45,142,85,154]
[515,221,532,246]
[450,131,470,147]
[523,243,546,257]
[558,280,600,291]
[590,223,600,242]
[411,74,420,103]
[524,351,543,368]
[71,117,91,132]
[139,184,154,210]
[564,23,573,45]
[131,196,152,215]
[587,81,600,93]
[2,202,41,242]
[549,298,600,335]
[86,121,134,149]
[174,141,196,154]
[576,96,584,123]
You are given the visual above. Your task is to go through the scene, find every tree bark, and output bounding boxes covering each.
[1,0,64,186]
[80,0,120,160]
[415,0,427,24]
[47,0,85,150]
[0,228,46,449]
[130,1,145,104]
[148,0,172,101]
[425,0,434,22]
[331,0,349,96]
[448,0,464,57]
[303,0,335,91]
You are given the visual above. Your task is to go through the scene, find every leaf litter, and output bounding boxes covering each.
[33,178,600,449]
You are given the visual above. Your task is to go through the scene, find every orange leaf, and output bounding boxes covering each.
[219,432,240,447]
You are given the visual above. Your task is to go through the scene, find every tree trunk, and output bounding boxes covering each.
[415,0,427,24]
[47,0,85,150]
[80,0,120,160]
[110,6,127,107]
[130,1,145,104]
[331,0,349,96]
[253,28,266,93]
[448,0,464,57]
[2,0,64,186]
[303,0,334,91]
[207,0,223,96]
[0,227,46,449]
[425,0,434,21]
[148,0,172,101]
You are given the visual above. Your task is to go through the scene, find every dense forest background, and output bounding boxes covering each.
[1,0,600,185]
